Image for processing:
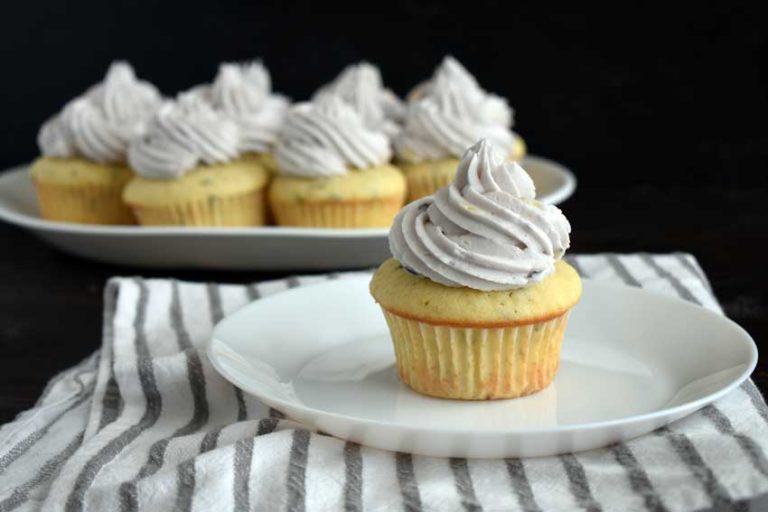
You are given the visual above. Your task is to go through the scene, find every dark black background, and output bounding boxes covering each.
[2,1,767,188]
[0,1,767,421]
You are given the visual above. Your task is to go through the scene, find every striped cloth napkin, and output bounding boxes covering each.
[1,253,766,512]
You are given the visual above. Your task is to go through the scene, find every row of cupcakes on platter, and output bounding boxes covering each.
[30,57,527,227]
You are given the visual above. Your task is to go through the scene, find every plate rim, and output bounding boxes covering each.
[208,276,758,436]
[0,154,576,237]
[522,154,577,206]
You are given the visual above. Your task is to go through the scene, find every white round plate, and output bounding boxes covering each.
[208,276,757,458]
[0,156,575,270]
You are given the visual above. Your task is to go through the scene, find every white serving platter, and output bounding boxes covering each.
[208,276,757,458]
[0,155,576,270]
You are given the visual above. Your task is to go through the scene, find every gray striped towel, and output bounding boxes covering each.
[1,253,766,512]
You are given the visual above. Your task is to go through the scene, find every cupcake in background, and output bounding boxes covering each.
[370,139,580,400]
[192,61,289,173]
[396,56,526,201]
[408,56,518,133]
[313,62,404,138]
[31,62,161,224]
[269,96,406,228]
[123,93,269,226]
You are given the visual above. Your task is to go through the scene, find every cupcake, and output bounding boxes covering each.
[30,62,161,224]
[123,94,269,226]
[396,56,526,201]
[269,97,406,228]
[191,61,289,173]
[313,61,405,137]
[370,139,580,400]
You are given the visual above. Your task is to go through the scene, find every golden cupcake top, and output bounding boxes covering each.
[123,157,268,206]
[371,258,581,326]
[30,157,133,186]
[269,164,405,203]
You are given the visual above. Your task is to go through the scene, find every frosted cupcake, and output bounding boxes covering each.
[192,61,289,173]
[30,62,161,224]
[370,139,580,400]
[313,61,404,137]
[269,97,406,228]
[396,56,526,201]
[123,94,269,226]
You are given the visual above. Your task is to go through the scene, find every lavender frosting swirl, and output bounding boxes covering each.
[37,62,162,163]
[127,93,240,179]
[410,56,513,127]
[313,62,404,137]
[395,57,518,163]
[390,139,570,291]
[274,96,392,178]
[193,61,289,153]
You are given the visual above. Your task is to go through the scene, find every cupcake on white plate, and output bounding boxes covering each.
[122,93,269,226]
[396,56,527,201]
[192,61,289,172]
[371,139,579,400]
[313,61,404,138]
[30,62,162,224]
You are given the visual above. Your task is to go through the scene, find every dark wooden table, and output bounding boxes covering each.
[1,185,766,423]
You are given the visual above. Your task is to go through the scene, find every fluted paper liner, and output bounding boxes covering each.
[381,309,571,400]
[129,189,266,226]
[34,180,135,225]
[404,168,454,202]
[271,197,402,228]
